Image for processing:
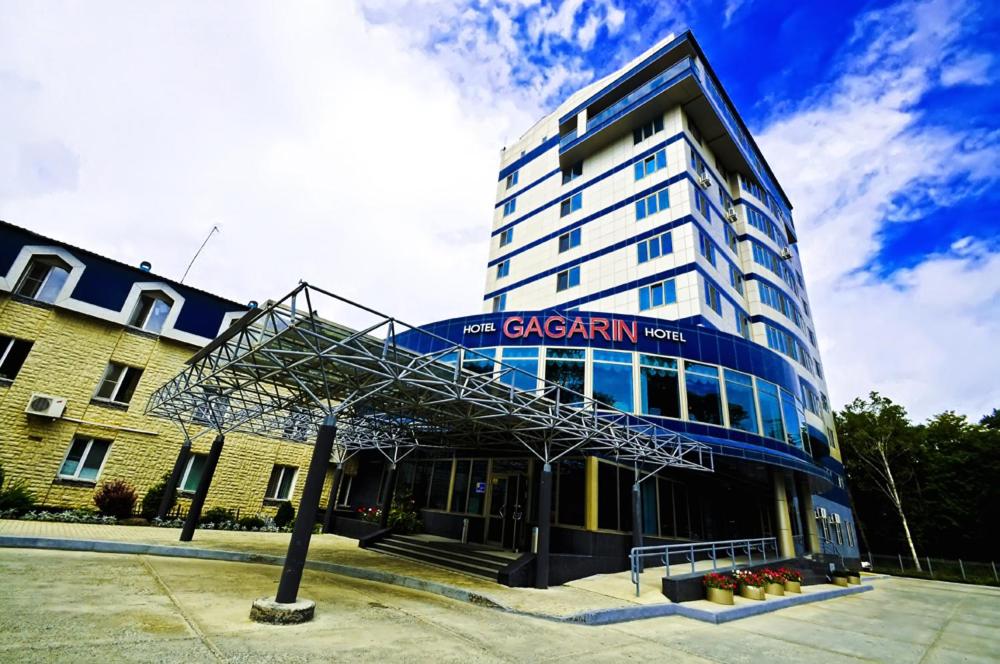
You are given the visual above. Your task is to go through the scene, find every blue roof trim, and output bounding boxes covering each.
[0,220,244,340]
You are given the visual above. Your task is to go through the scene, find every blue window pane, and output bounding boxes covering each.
[637,243,648,263]
[685,362,722,425]
[758,380,785,441]
[636,199,646,220]
[724,370,758,434]
[651,284,664,307]
[663,279,677,303]
[634,162,644,180]
[661,233,673,254]
[656,150,666,169]
[593,361,634,412]
[647,194,658,215]
[638,287,650,310]
[649,239,661,259]
[658,189,670,210]
[780,389,803,449]
[568,267,580,287]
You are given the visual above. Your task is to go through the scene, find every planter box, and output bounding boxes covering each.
[832,576,848,587]
[847,575,861,585]
[765,582,785,596]
[740,585,766,601]
[784,580,802,593]
[706,587,734,605]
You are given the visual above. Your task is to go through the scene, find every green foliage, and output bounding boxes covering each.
[274,501,295,528]
[140,474,175,520]
[838,394,1000,561]
[93,479,137,519]
[238,515,266,530]
[0,466,36,516]
[200,507,236,526]
[387,489,422,535]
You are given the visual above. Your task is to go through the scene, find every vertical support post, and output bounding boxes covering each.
[584,456,598,531]
[992,561,998,583]
[179,434,224,542]
[926,556,933,578]
[321,463,344,534]
[159,443,191,520]
[534,463,553,590]
[275,415,337,604]
[797,476,821,556]
[898,553,904,572]
[378,463,397,529]
[771,470,795,559]
[959,559,966,581]
[631,469,643,573]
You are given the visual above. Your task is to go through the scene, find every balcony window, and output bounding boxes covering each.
[15,258,70,303]
[633,117,664,145]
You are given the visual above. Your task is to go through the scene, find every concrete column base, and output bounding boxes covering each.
[250,596,316,624]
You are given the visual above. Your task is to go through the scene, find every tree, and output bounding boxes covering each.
[980,408,1000,430]
[836,392,922,570]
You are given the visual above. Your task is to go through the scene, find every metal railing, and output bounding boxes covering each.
[867,552,999,586]
[629,536,778,596]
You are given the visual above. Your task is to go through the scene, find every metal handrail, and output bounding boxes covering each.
[629,536,778,596]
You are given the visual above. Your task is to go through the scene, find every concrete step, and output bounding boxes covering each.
[389,535,513,567]
[369,541,500,580]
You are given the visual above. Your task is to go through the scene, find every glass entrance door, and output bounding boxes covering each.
[487,473,528,551]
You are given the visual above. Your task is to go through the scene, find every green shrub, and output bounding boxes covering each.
[200,506,236,526]
[387,489,422,535]
[93,479,137,519]
[0,473,36,516]
[238,515,266,530]
[274,501,295,528]
[140,474,176,520]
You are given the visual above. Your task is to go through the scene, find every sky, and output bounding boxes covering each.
[0,0,997,422]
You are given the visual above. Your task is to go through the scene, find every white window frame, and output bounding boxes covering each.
[0,246,85,302]
[128,292,174,333]
[265,465,298,501]
[179,454,208,493]
[93,362,142,404]
[57,437,111,482]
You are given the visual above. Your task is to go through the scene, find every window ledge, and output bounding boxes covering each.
[9,294,54,310]
[89,398,130,411]
[0,378,13,388]
[124,326,161,340]
[53,477,97,488]
[262,498,291,506]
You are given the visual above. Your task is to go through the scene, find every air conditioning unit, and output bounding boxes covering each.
[779,247,793,260]
[698,175,712,189]
[25,393,68,419]
[725,207,738,223]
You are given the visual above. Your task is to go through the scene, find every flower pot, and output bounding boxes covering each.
[765,582,785,596]
[832,576,848,587]
[740,585,766,601]
[706,587,735,605]
[784,580,802,593]
[847,575,861,585]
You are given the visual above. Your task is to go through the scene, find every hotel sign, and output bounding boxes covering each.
[461,315,687,344]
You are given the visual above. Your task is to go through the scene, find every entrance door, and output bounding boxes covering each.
[487,474,528,551]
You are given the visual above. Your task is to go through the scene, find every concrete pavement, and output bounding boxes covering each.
[1,547,997,663]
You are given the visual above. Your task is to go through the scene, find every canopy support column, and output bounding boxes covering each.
[179,434,224,542]
[378,463,397,529]
[772,469,795,559]
[632,469,643,573]
[158,443,190,520]
[534,463,553,589]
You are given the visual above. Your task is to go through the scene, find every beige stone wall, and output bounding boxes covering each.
[0,295,334,517]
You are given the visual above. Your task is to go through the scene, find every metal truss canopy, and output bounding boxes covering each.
[146,283,714,473]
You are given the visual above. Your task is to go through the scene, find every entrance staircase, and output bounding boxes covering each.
[366,533,515,581]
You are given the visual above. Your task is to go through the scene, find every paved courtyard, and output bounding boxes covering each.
[1,546,997,663]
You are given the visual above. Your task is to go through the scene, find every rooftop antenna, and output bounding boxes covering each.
[180,225,220,284]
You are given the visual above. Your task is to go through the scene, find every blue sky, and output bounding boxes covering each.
[0,0,998,420]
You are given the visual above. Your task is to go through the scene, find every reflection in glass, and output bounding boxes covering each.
[780,389,803,449]
[592,350,633,411]
[500,347,539,391]
[758,380,785,441]
[724,370,758,434]
[685,362,722,425]
[640,355,680,418]
[545,348,585,404]
[462,347,496,374]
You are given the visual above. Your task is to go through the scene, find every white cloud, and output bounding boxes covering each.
[755,0,1000,420]
[723,0,750,27]
[940,52,994,86]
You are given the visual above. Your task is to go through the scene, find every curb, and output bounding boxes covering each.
[0,535,872,625]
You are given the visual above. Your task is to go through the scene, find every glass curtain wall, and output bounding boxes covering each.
[724,370,758,434]
[592,349,633,411]
[685,362,723,425]
[639,355,681,418]
[545,348,585,404]
[499,347,539,391]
